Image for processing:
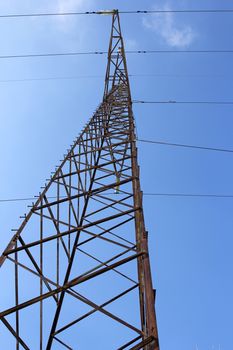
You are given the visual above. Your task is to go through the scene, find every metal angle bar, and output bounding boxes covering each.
[110,37,121,55]
[81,134,93,183]
[94,188,130,200]
[94,191,133,206]
[5,207,139,255]
[71,132,119,145]
[80,226,132,250]
[93,145,130,159]
[68,150,87,197]
[93,179,133,192]
[128,336,156,350]
[6,256,59,291]
[55,284,139,335]
[0,252,145,318]
[69,140,129,158]
[1,317,30,350]
[33,210,76,230]
[106,126,130,135]
[84,193,134,219]
[82,216,135,246]
[117,336,142,350]
[58,170,80,225]
[97,147,130,160]
[17,236,58,303]
[35,175,134,210]
[53,179,83,195]
[53,337,73,350]
[14,241,19,350]
[92,170,119,183]
[76,245,137,280]
[43,195,70,259]
[77,216,135,248]
[97,153,129,163]
[61,287,143,336]
[77,247,137,284]
[40,197,44,350]
[77,136,130,150]
[87,190,133,212]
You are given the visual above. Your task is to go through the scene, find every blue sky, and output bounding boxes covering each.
[0,0,233,349]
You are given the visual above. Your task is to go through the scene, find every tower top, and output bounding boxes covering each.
[97,9,118,15]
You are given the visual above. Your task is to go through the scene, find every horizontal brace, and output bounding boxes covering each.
[0,251,145,318]
[77,245,136,280]
[34,176,134,210]
[77,247,137,283]
[53,155,131,181]
[117,336,142,350]
[55,284,139,335]
[85,192,134,219]
[77,215,135,248]
[129,336,157,350]
[80,227,132,250]
[69,140,130,158]
[5,207,140,255]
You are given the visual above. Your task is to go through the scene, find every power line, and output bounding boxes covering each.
[0,75,104,83]
[131,73,229,79]
[0,9,233,18]
[0,50,233,60]
[121,9,233,14]
[1,193,233,203]
[2,138,232,203]
[137,138,233,153]
[0,197,37,203]
[134,100,233,105]
[0,51,106,59]
[0,73,230,83]
[128,50,233,54]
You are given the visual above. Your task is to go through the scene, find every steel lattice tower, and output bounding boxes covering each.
[0,10,159,350]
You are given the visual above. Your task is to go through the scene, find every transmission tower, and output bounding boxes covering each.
[0,10,159,350]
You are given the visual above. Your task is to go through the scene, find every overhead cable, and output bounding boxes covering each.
[134,100,233,105]
[0,51,106,59]
[0,73,229,83]
[0,50,233,60]
[1,9,233,19]
[137,138,233,153]
[1,193,233,203]
[128,50,233,54]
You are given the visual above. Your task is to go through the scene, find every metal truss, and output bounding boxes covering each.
[0,10,159,350]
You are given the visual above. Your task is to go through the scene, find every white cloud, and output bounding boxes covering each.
[55,0,91,32]
[124,38,138,50]
[143,3,196,48]
[57,0,86,12]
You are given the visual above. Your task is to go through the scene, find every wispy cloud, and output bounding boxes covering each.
[143,3,196,48]
[55,0,91,32]
[57,0,87,12]
[43,0,94,49]
[57,0,91,13]
[124,38,138,50]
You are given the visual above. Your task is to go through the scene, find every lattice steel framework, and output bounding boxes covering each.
[0,10,159,350]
